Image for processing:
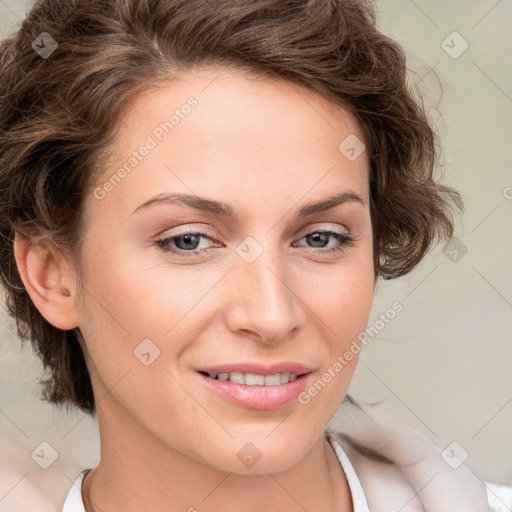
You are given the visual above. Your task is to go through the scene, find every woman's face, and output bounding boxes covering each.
[73,65,375,473]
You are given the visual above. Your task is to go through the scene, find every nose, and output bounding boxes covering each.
[224,241,305,345]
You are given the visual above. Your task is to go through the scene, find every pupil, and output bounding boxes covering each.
[307,232,328,248]
[177,233,200,250]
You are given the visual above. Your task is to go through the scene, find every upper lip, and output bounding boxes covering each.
[196,362,314,376]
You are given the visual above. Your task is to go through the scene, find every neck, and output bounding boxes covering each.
[81,402,352,512]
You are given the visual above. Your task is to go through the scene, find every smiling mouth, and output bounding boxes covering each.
[197,370,310,386]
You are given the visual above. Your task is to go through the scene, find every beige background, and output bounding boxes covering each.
[0,0,511,507]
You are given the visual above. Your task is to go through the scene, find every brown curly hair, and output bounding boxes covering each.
[0,0,463,422]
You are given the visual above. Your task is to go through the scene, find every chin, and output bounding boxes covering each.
[191,430,318,475]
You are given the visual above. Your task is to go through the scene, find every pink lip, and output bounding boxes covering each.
[196,362,314,376]
[195,362,314,410]
[197,373,311,410]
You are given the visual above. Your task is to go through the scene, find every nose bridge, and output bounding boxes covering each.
[228,234,301,342]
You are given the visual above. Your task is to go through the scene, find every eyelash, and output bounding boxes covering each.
[154,228,356,258]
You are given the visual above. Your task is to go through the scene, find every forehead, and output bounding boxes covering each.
[87,65,370,222]
[120,65,365,147]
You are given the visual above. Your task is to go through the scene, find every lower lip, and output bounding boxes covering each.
[197,372,311,410]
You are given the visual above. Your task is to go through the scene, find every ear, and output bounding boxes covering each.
[13,233,80,330]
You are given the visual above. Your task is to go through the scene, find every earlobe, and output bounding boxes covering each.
[13,233,80,330]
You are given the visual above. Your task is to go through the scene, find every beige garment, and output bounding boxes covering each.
[327,401,510,512]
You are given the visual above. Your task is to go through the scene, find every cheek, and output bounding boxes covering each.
[74,245,221,387]
[315,275,373,380]
[332,269,375,345]
[299,253,374,411]
[301,246,375,345]
[77,244,198,336]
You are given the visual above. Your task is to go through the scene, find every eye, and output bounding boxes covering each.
[155,229,218,257]
[154,227,356,258]
[293,230,356,255]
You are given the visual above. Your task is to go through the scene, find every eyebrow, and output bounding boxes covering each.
[130,190,365,218]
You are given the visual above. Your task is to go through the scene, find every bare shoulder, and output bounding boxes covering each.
[338,439,426,512]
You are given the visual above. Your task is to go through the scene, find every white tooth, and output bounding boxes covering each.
[229,372,245,384]
[245,373,265,385]
[280,372,290,384]
[208,372,216,379]
[224,372,299,385]
[264,374,281,386]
